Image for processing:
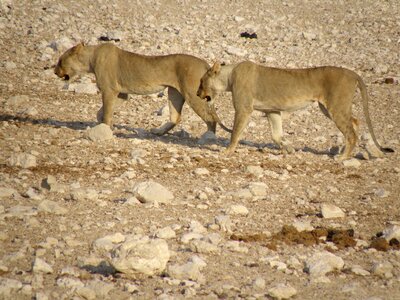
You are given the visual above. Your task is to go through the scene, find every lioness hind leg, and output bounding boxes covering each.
[151,87,184,136]
[266,112,294,154]
[330,110,357,160]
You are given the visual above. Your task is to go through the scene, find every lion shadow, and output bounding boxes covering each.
[0,113,336,156]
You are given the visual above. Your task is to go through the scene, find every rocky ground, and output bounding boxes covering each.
[1,0,400,299]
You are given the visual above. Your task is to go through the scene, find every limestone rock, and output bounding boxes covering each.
[167,256,207,283]
[305,251,344,277]
[382,224,400,241]
[33,258,53,274]
[85,124,113,142]
[8,153,37,168]
[321,203,345,219]
[268,284,297,299]
[132,181,174,204]
[110,235,170,277]
[226,204,249,216]
[37,200,68,215]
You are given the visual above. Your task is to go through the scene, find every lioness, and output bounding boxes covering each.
[54,42,227,135]
[197,61,393,160]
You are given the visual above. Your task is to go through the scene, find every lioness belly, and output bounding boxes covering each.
[253,97,314,113]
[122,84,165,95]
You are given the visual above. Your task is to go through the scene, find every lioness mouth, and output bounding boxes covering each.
[64,74,70,81]
[205,96,212,102]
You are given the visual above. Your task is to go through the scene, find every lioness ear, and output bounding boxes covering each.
[211,62,221,75]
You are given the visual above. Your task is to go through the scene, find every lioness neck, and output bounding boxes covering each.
[81,45,97,73]
[220,64,237,92]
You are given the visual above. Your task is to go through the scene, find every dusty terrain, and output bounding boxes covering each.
[1,0,400,299]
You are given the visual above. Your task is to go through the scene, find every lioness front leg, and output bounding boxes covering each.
[97,90,118,126]
[225,109,252,155]
[151,87,184,136]
[97,93,127,124]
[266,112,294,154]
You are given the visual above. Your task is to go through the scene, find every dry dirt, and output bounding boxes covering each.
[1,0,400,299]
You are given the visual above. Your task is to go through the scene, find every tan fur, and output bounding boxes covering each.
[55,43,221,135]
[197,61,393,160]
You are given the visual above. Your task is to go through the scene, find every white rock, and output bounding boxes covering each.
[268,284,297,299]
[75,287,96,300]
[226,204,249,216]
[167,256,206,283]
[382,224,400,241]
[214,215,232,233]
[110,235,170,277]
[374,188,390,198]
[4,61,16,69]
[246,165,263,177]
[0,278,23,298]
[132,181,174,204]
[41,175,65,193]
[252,277,266,290]
[84,280,114,298]
[351,265,370,276]
[181,232,203,244]
[70,188,98,201]
[37,200,67,215]
[342,158,361,168]
[198,131,217,145]
[189,220,207,233]
[193,168,210,176]
[85,124,113,142]
[50,37,74,52]
[292,220,314,232]
[5,205,37,218]
[247,182,268,197]
[234,16,245,22]
[305,251,344,277]
[321,203,345,219]
[225,241,248,253]
[371,261,393,278]
[189,240,220,254]
[33,258,53,274]
[93,232,126,252]
[155,226,176,239]
[226,46,247,57]
[302,31,317,41]
[18,107,38,116]
[70,82,98,95]
[8,153,37,168]
[0,187,18,198]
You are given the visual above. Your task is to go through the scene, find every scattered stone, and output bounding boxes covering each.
[85,124,113,142]
[155,226,176,239]
[268,283,297,299]
[382,224,400,241]
[193,168,210,176]
[351,265,370,276]
[292,220,314,232]
[226,46,247,57]
[181,232,204,244]
[132,181,174,204]
[374,188,390,198]
[224,241,248,253]
[252,277,266,290]
[5,205,37,218]
[214,215,232,233]
[41,175,65,193]
[305,251,344,277]
[69,82,98,95]
[246,165,263,177]
[0,278,23,299]
[247,182,268,197]
[99,30,124,42]
[321,203,345,219]
[37,200,68,215]
[226,204,249,216]
[371,261,393,278]
[93,232,126,252]
[8,153,37,168]
[189,240,220,254]
[110,235,170,277]
[167,256,207,283]
[342,158,361,168]
[0,187,18,198]
[32,258,53,274]
[188,220,207,234]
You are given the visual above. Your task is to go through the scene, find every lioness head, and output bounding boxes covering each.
[54,43,86,80]
[197,62,222,102]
